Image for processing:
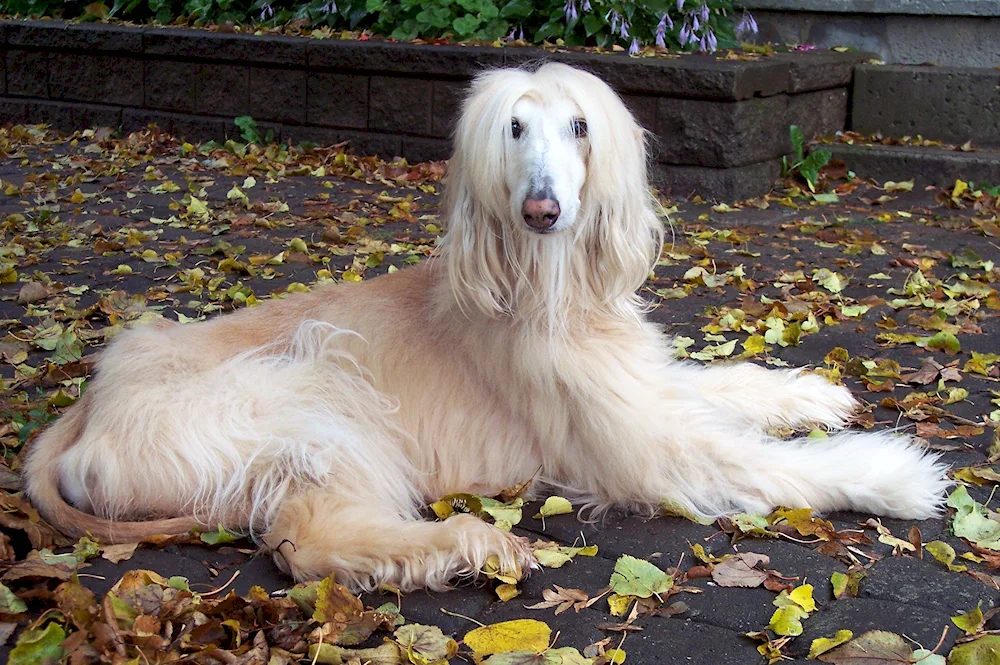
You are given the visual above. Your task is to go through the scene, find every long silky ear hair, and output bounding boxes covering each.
[438,63,664,326]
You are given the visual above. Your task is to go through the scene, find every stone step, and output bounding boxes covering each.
[851,64,1000,146]
[820,142,1000,186]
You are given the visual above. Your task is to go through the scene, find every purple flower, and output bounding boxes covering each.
[655,14,672,48]
[706,29,717,51]
[677,0,684,10]
[321,0,337,13]
[606,9,620,33]
[700,4,710,22]
[619,18,630,39]
[691,15,699,31]
[629,37,640,55]
[505,25,525,41]
[259,2,274,20]
[582,0,591,10]
[563,0,578,22]
[792,43,818,51]
[678,21,691,45]
[735,11,759,36]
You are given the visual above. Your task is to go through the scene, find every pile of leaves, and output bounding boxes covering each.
[0,0,751,53]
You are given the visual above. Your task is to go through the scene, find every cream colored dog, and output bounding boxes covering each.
[26,63,948,592]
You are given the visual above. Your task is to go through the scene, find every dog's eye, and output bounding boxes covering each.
[511,119,523,140]
[572,119,588,139]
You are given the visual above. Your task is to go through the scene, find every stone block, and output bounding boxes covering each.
[5,20,142,52]
[307,39,504,77]
[6,49,48,98]
[144,60,248,117]
[788,87,848,141]
[307,72,368,129]
[71,102,123,130]
[823,142,1000,186]
[651,159,782,201]
[122,108,174,134]
[852,64,1000,145]
[656,95,789,167]
[49,53,143,106]
[249,67,306,124]
[336,130,403,158]
[143,28,306,65]
[369,76,432,135]
[773,49,868,92]
[0,97,26,124]
[402,136,451,162]
[430,80,464,139]
[171,114,228,143]
[505,48,790,100]
[622,94,658,134]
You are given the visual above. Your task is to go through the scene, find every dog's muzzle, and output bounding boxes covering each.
[522,196,561,232]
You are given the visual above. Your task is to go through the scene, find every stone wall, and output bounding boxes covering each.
[0,19,863,199]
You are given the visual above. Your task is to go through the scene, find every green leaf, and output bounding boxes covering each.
[582,13,604,36]
[534,19,563,41]
[769,605,808,636]
[923,331,961,354]
[812,192,839,204]
[947,486,1000,550]
[790,125,805,161]
[453,13,483,36]
[499,0,532,19]
[8,622,66,665]
[953,602,986,636]
[0,582,27,614]
[609,554,673,598]
[200,523,241,545]
[948,635,1000,665]
[808,630,853,659]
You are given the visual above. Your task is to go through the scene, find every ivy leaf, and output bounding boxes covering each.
[608,554,673,599]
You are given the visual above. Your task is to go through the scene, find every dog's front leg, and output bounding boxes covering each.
[665,360,859,430]
[556,343,947,522]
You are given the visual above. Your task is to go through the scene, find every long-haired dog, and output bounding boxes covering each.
[25,63,949,592]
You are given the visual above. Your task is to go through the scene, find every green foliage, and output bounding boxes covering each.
[0,0,745,53]
[782,125,831,193]
[234,115,273,145]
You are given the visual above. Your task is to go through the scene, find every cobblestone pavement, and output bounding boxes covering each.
[2,125,1000,664]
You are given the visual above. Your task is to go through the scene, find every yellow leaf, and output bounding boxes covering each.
[533,496,573,519]
[952,602,985,636]
[769,605,808,636]
[463,619,551,658]
[70,189,86,204]
[496,584,520,602]
[808,629,853,658]
[607,593,634,617]
[789,584,816,612]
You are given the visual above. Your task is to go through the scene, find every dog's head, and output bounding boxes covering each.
[441,63,663,324]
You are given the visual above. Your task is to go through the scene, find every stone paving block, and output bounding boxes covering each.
[853,65,1000,146]
[143,28,307,66]
[369,76,433,135]
[862,555,998,614]
[307,72,368,129]
[792,597,962,658]
[144,60,248,117]
[249,66,306,125]
[657,95,789,168]
[773,50,869,93]
[6,19,141,52]
[6,49,47,98]
[49,53,143,107]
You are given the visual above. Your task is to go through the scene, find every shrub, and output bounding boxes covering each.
[0,0,759,53]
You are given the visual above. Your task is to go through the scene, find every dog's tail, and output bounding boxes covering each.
[703,429,952,520]
[24,393,201,544]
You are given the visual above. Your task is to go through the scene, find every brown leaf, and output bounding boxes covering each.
[710,553,771,588]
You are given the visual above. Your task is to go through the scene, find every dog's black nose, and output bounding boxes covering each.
[522,197,561,230]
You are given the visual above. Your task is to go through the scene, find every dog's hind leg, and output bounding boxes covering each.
[669,361,859,430]
[262,489,536,591]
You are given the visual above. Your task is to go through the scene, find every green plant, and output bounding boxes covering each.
[234,116,273,145]
[0,0,757,54]
[783,125,831,193]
